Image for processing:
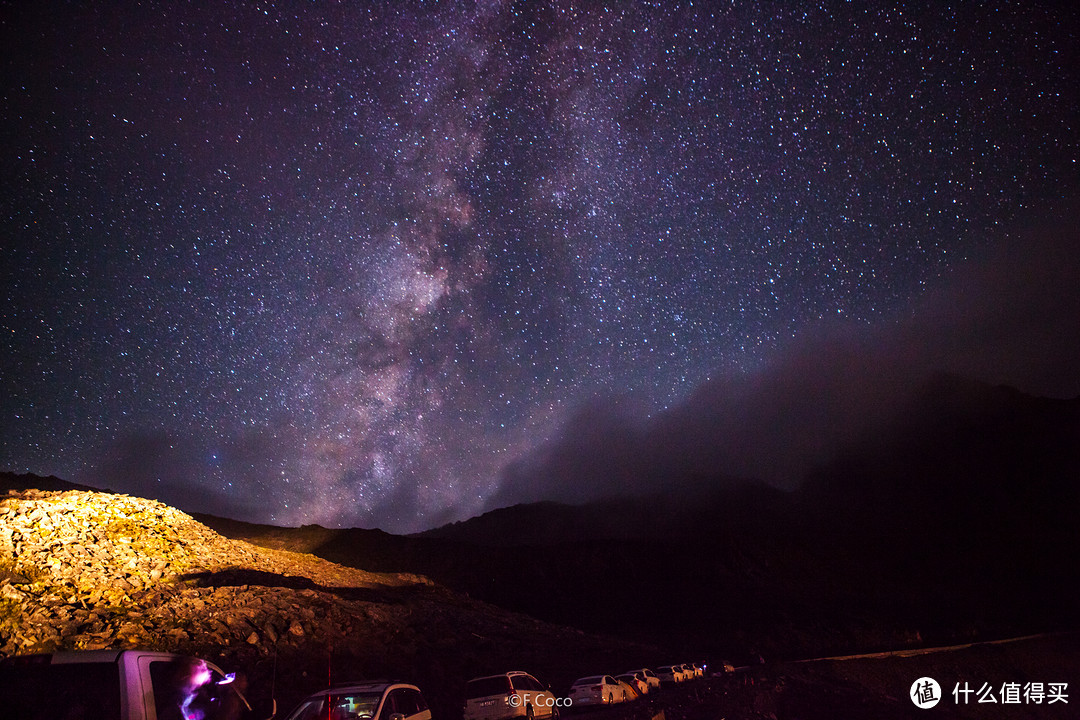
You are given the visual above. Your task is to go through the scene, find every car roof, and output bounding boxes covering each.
[571,676,605,683]
[0,650,227,677]
[2,650,179,665]
[467,671,532,681]
[303,682,418,698]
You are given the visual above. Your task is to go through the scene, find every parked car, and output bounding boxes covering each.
[613,676,641,701]
[654,666,683,684]
[0,649,274,720]
[626,668,661,691]
[615,672,648,697]
[568,675,624,706]
[285,681,431,720]
[690,663,706,678]
[676,664,695,681]
[464,671,560,720]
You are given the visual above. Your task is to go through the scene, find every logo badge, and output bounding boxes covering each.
[911,677,942,709]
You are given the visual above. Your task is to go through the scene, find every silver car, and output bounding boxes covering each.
[285,681,432,720]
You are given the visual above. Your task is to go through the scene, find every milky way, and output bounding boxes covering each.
[3,2,1078,532]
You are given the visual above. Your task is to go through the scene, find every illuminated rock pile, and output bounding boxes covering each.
[0,487,666,715]
[0,488,429,656]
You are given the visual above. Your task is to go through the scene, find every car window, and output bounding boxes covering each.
[288,692,382,720]
[151,658,220,720]
[401,688,425,714]
[392,688,426,717]
[382,689,403,718]
[0,660,122,720]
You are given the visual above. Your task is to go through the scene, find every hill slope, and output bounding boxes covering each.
[0,487,664,718]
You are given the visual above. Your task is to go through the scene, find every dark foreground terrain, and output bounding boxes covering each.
[2,480,1077,719]
[553,633,1079,719]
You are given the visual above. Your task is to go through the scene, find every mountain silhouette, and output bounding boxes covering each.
[187,375,1080,659]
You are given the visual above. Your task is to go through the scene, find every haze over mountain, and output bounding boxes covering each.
[492,212,1080,514]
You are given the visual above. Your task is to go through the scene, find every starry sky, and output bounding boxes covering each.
[3,2,1078,533]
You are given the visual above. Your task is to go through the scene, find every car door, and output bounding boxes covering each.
[531,674,557,716]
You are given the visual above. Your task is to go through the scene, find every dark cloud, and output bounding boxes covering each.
[491,199,1080,509]
[97,431,208,512]
[907,203,1080,397]
[496,399,649,506]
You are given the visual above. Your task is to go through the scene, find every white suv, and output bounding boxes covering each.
[463,671,559,720]
[284,681,432,720]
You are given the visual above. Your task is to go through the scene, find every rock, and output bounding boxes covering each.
[1,583,26,601]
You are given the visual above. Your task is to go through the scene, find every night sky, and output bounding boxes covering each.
[3,2,1078,533]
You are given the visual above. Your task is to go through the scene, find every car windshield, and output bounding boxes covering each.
[286,692,382,720]
[572,676,603,686]
[466,676,512,699]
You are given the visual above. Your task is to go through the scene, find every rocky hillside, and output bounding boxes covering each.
[0,487,664,718]
[0,488,431,653]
